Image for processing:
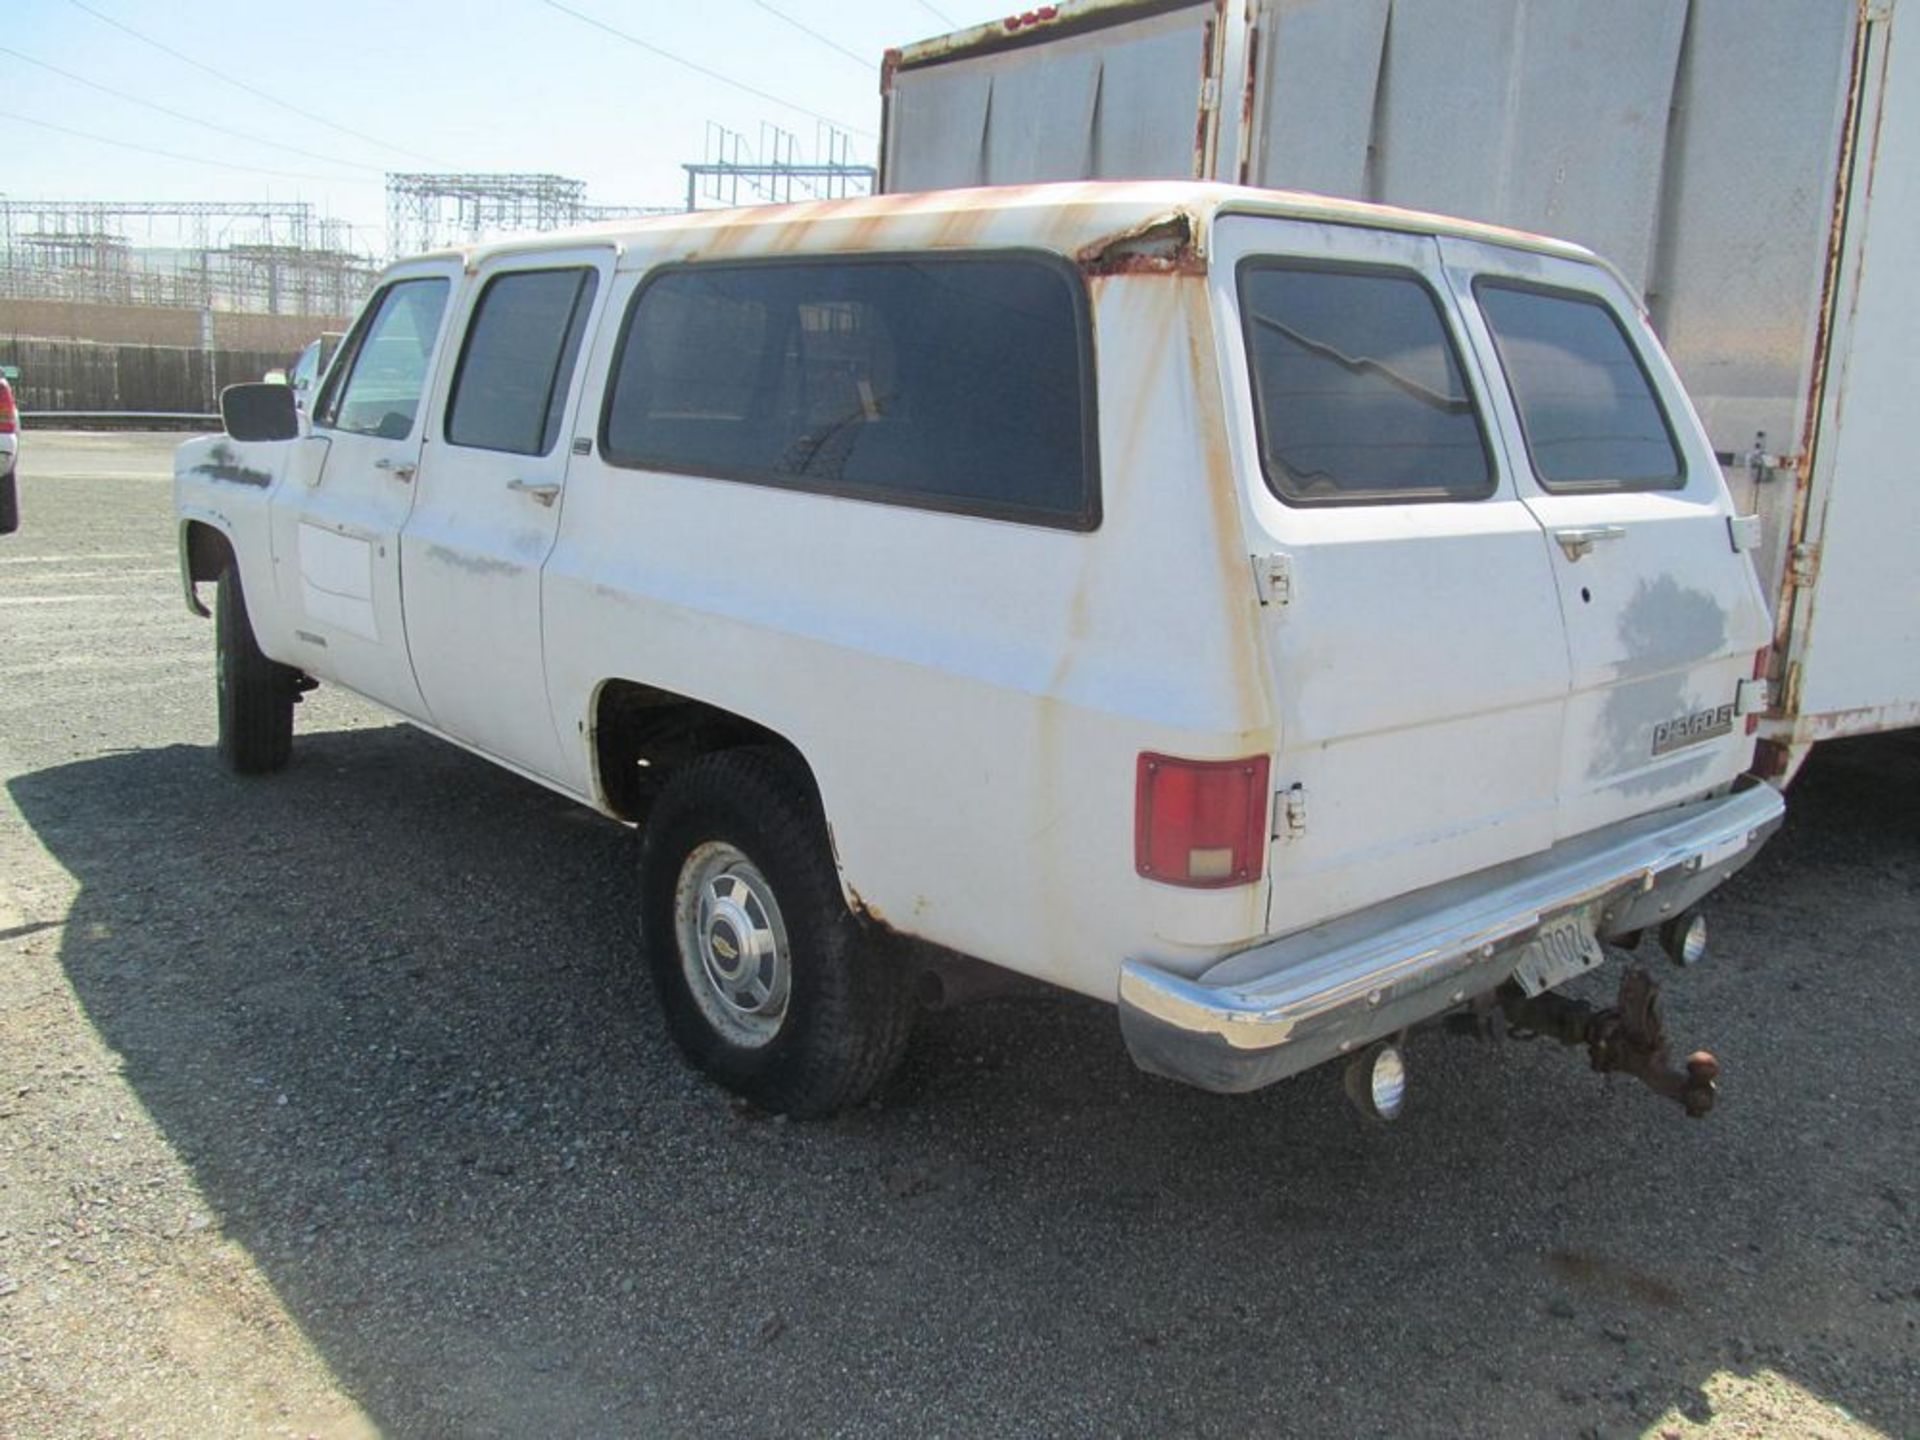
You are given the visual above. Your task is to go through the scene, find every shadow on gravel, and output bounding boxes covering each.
[10,727,1918,1437]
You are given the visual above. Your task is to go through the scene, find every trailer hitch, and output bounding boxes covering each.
[1500,966,1720,1118]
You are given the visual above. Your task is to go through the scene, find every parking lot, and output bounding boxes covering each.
[1,431,1915,1438]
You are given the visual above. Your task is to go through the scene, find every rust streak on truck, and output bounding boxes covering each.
[1192,15,1219,179]
[1076,210,1205,277]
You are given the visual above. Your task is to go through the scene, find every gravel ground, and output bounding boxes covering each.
[1,433,1915,1439]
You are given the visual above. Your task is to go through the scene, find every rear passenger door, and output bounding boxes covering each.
[401,248,609,782]
[1440,240,1772,839]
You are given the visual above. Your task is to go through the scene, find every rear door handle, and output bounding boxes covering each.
[1553,525,1626,561]
[507,478,561,507]
[374,457,416,482]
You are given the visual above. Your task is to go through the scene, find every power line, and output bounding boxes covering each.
[536,0,876,139]
[0,43,385,175]
[746,0,875,72]
[64,0,456,168]
[916,0,959,29]
[0,107,382,186]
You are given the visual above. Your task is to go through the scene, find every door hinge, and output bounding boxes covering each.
[1252,553,1293,607]
[1787,543,1821,587]
[1273,783,1308,841]
[1727,514,1763,554]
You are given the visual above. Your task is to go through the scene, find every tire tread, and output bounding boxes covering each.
[638,746,913,1116]
[215,566,295,774]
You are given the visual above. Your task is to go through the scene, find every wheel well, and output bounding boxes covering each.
[183,520,235,583]
[591,680,810,822]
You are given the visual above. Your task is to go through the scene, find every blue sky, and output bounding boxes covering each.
[2,0,1011,250]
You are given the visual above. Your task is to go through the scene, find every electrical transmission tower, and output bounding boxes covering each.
[682,123,876,212]
[384,173,674,257]
[0,197,375,314]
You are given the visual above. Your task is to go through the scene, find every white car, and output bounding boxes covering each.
[173,183,1783,1119]
[286,332,345,413]
[1,371,19,535]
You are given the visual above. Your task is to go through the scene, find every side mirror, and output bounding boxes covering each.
[220,382,299,442]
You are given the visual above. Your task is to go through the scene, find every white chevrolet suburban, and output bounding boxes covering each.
[175,182,1784,1119]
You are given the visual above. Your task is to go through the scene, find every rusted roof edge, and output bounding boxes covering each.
[888,0,1204,82]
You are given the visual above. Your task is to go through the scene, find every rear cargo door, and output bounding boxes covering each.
[1439,239,1772,839]
[1210,215,1572,936]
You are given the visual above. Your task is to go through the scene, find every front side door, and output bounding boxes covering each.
[269,265,457,716]
[1210,216,1572,935]
[1440,239,1772,840]
[400,249,609,781]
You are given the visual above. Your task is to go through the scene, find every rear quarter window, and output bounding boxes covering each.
[600,254,1098,530]
[1237,261,1494,506]
[1475,281,1684,492]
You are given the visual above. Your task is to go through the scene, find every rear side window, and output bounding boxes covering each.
[601,255,1097,529]
[318,277,450,440]
[446,267,599,457]
[1476,282,1683,491]
[1238,262,1492,505]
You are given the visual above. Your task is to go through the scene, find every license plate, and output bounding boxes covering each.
[1512,909,1605,997]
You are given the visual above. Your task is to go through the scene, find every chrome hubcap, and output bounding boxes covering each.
[674,841,790,1047]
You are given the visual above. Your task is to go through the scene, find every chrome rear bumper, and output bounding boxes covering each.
[1117,784,1785,1094]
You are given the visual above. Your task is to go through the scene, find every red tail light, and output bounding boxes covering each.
[0,381,16,435]
[1135,753,1271,888]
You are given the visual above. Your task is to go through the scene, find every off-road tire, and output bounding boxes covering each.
[638,746,915,1116]
[214,565,295,774]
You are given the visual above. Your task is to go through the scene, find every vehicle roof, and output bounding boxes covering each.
[391,180,1602,277]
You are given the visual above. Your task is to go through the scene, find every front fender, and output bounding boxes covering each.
[175,508,236,618]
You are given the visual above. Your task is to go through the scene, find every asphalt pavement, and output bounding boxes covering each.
[1,433,1915,1438]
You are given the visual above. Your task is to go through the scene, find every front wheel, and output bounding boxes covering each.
[214,565,296,774]
[638,747,914,1116]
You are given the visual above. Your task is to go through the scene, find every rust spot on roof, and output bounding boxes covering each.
[1077,211,1204,277]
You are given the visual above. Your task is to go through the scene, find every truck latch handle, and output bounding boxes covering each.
[1552,525,1625,562]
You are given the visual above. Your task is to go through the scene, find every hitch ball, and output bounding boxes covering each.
[1344,1042,1407,1122]
[1658,910,1709,967]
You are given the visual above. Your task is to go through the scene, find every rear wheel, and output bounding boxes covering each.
[638,747,914,1116]
[214,565,296,774]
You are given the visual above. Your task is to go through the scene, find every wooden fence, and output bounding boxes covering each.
[0,338,287,413]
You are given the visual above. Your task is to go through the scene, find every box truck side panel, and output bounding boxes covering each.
[1791,8,1920,735]
[885,60,997,191]
[884,6,1215,194]
[1650,0,1858,614]
[1262,0,1684,291]
[1247,0,1388,197]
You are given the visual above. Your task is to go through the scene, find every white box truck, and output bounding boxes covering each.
[880,0,1919,780]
